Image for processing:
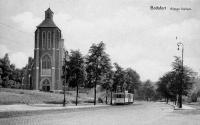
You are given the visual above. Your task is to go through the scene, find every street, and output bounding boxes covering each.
[0,101,200,125]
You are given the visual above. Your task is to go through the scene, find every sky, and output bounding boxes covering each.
[0,0,199,81]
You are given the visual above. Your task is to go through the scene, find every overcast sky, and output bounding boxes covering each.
[0,0,199,81]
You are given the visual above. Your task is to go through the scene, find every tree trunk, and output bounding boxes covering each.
[110,91,112,105]
[76,83,78,106]
[124,90,125,104]
[178,94,182,108]
[106,89,108,104]
[94,81,97,105]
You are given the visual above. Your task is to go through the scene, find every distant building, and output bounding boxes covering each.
[22,57,34,89]
[30,8,64,92]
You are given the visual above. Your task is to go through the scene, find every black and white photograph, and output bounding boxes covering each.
[0,0,200,125]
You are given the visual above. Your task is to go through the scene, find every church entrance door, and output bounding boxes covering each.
[42,79,50,91]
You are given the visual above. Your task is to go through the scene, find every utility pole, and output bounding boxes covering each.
[177,40,184,108]
[75,73,78,106]
[94,56,100,105]
[63,51,69,107]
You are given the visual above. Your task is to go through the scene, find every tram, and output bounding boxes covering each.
[112,91,134,104]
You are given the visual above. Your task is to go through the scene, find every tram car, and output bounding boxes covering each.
[112,91,134,104]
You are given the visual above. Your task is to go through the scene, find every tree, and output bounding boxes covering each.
[142,80,156,101]
[189,78,200,102]
[113,63,125,92]
[70,50,86,106]
[125,68,141,94]
[172,56,194,107]
[156,56,195,104]
[102,70,114,104]
[0,53,12,87]
[65,50,86,106]
[85,41,112,105]
[157,72,175,103]
[0,60,3,86]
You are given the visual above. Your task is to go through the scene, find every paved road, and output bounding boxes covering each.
[0,101,200,125]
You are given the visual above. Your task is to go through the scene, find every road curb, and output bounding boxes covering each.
[166,102,195,110]
[0,104,110,118]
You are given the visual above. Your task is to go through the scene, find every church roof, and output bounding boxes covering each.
[37,8,58,28]
[37,19,57,28]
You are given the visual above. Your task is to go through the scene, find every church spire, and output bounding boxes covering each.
[45,8,53,20]
[37,8,58,28]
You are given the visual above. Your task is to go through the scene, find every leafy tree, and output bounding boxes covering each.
[0,67,3,86]
[0,53,12,87]
[113,63,126,92]
[142,80,156,101]
[62,50,86,105]
[172,56,194,107]
[157,72,175,103]
[125,68,141,94]
[102,70,114,104]
[9,64,16,80]
[0,53,27,88]
[85,41,112,105]
[189,78,200,102]
[63,50,86,105]
[156,56,195,104]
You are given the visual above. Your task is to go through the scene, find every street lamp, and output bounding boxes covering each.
[28,74,31,89]
[94,56,101,105]
[123,82,127,103]
[63,51,69,107]
[21,77,24,89]
[177,41,184,108]
[28,62,34,90]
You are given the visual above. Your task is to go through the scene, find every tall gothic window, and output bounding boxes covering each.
[42,31,46,49]
[55,30,60,49]
[41,55,51,76]
[47,31,51,49]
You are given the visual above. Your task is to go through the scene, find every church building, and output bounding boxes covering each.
[32,8,64,91]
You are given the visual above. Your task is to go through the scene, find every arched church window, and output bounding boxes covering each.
[55,30,60,49]
[41,55,51,76]
[47,31,51,49]
[42,55,51,69]
[42,31,46,49]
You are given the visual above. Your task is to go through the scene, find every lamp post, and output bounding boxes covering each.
[94,56,101,105]
[28,62,34,90]
[21,77,24,89]
[177,42,184,108]
[63,51,69,107]
[28,74,31,89]
[74,73,78,106]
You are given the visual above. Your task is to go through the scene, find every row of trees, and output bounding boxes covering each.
[62,42,141,105]
[156,56,195,105]
[0,54,25,88]
[136,80,157,101]
[63,44,198,105]
[0,42,143,105]
[2,41,198,105]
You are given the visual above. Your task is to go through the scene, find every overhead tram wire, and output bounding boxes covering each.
[0,35,28,46]
[0,22,34,45]
[0,22,33,37]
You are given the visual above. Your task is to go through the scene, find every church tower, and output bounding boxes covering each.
[33,8,64,91]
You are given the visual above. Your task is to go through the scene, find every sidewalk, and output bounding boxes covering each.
[0,103,109,113]
[167,102,195,110]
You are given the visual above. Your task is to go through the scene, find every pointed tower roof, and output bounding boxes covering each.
[37,8,57,28]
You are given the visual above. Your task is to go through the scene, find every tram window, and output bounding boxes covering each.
[116,94,124,98]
